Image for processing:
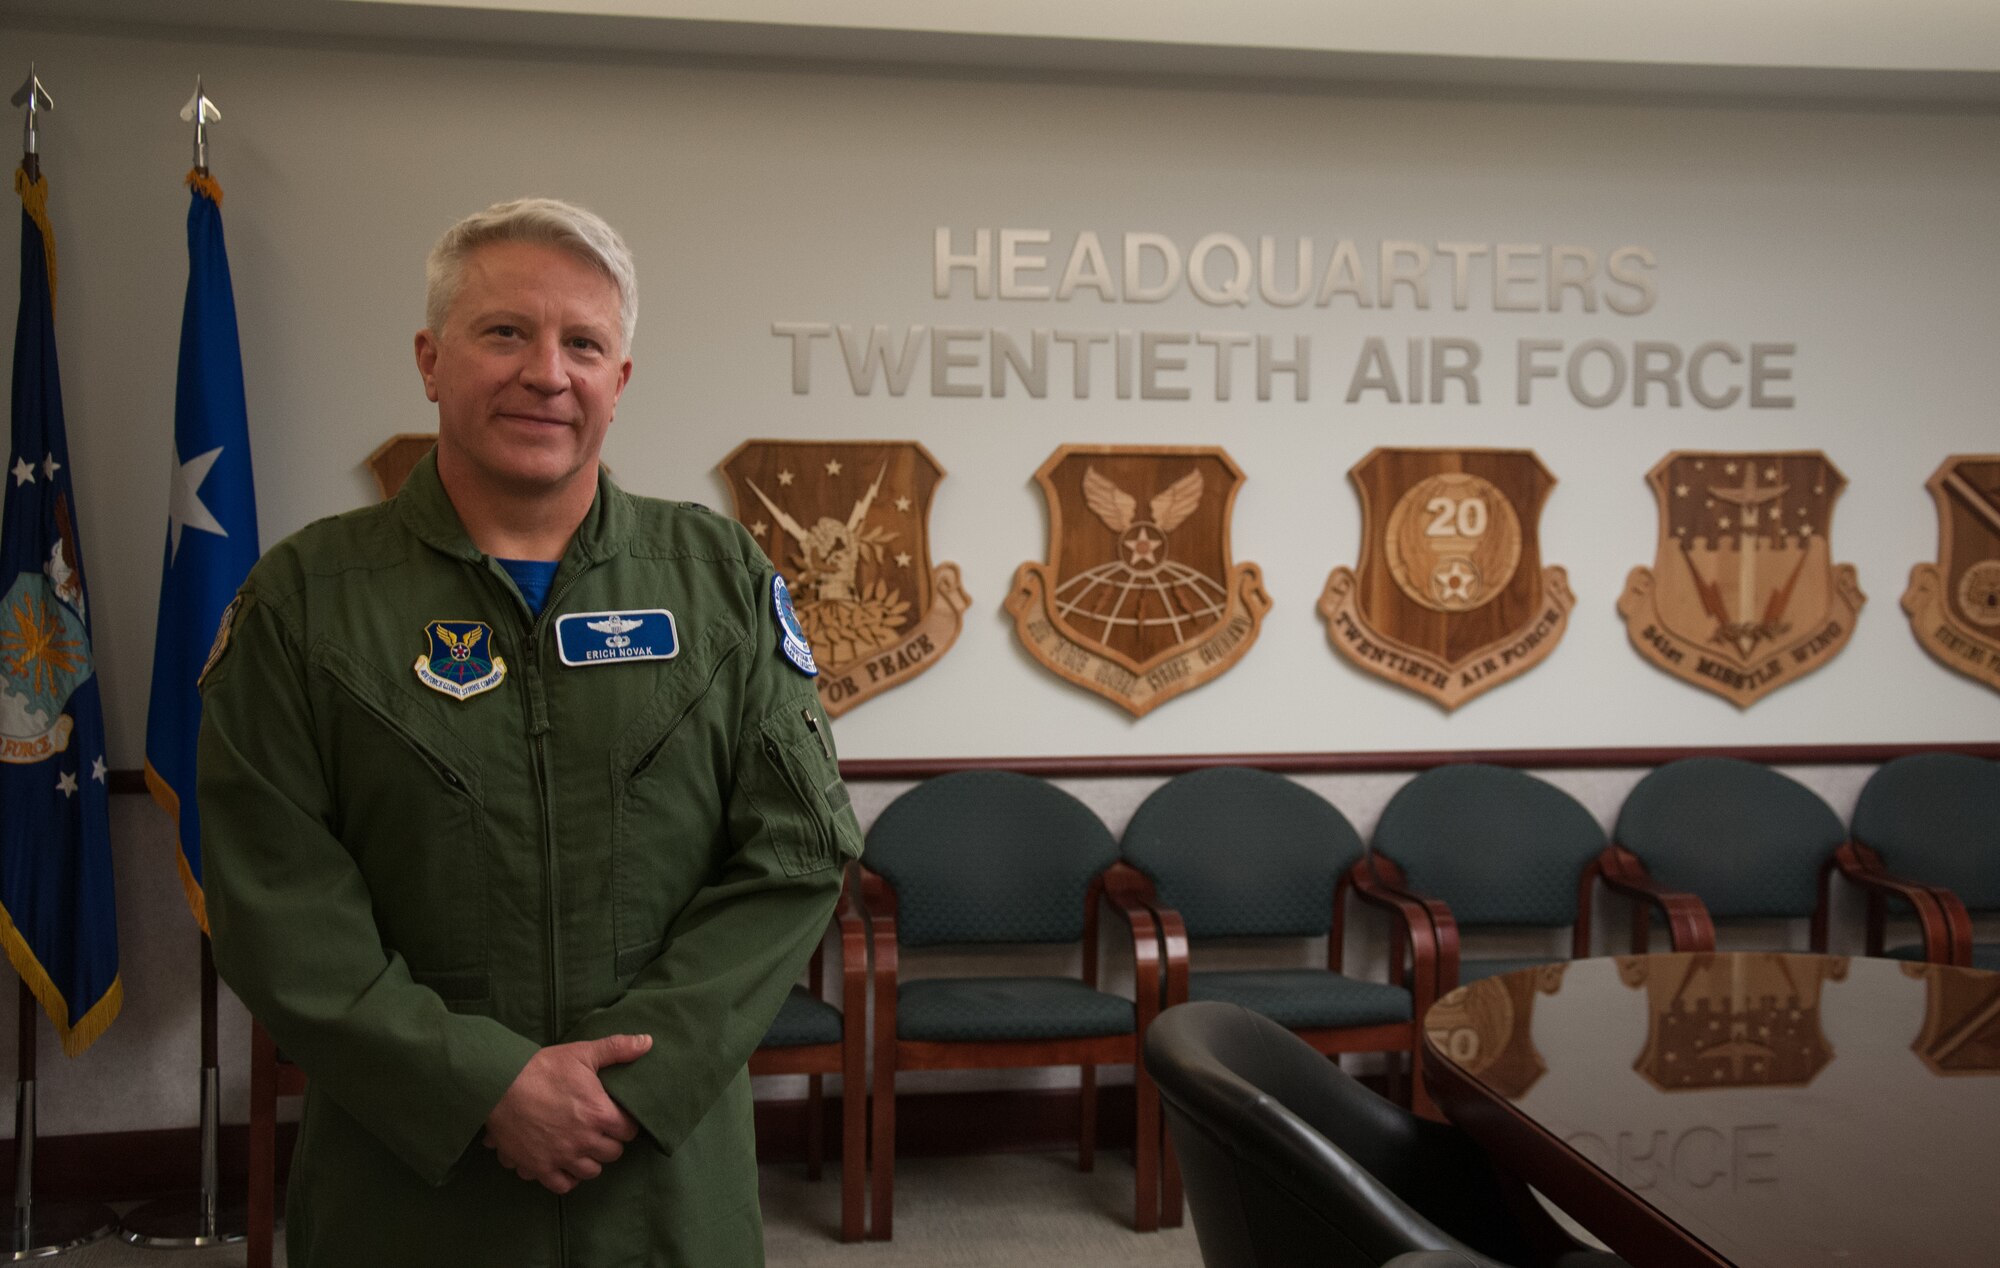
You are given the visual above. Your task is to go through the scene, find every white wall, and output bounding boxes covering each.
[5,28,2000,763]
[0,23,1994,1137]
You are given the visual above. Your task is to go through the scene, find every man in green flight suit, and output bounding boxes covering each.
[199,197,862,1266]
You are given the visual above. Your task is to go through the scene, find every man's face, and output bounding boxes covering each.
[415,239,632,503]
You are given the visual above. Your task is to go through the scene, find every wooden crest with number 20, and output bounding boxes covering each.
[1318,447,1573,711]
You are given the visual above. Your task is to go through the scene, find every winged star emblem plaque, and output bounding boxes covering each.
[1318,448,1573,711]
[721,440,969,716]
[1618,450,1865,707]
[1902,455,2000,695]
[1006,445,1270,717]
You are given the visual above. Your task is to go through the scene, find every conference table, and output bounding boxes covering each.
[1420,951,2000,1268]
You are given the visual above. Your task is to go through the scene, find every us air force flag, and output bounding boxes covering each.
[144,172,260,933]
[1,168,121,1055]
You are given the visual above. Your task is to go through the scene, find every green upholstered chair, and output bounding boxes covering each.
[858,771,1162,1239]
[749,872,869,1242]
[1122,767,1443,1225]
[1842,753,2000,969]
[1595,757,1848,953]
[1365,764,1607,991]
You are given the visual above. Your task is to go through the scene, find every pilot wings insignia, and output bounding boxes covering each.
[721,440,969,716]
[586,615,643,637]
[1007,446,1269,717]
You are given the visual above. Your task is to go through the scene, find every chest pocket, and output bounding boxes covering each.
[608,626,741,969]
[748,699,863,880]
[312,643,489,993]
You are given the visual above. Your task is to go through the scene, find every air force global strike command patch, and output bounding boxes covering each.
[414,620,508,700]
[772,575,818,676]
[555,610,679,666]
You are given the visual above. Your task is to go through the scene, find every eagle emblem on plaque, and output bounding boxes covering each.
[1317,448,1573,711]
[720,440,968,716]
[1005,445,1270,717]
[1902,455,2000,695]
[1618,451,1865,707]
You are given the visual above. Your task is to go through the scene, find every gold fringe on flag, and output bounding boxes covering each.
[185,168,223,206]
[0,908,123,1058]
[14,166,58,311]
[145,760,211,935]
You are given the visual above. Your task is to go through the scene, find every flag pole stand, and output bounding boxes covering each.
[10,983,118,1259]
[118,937,245,1249]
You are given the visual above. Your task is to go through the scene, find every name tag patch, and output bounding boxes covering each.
[556,609,680,666]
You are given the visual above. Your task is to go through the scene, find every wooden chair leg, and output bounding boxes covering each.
[1078,1063,1097,1172]
[870,1061,895,1240]
[1132,1061,1159,1233]
[1159,1121,1184,1228]
[805,1073,824,1182]
[839,1071,865,1243]
[248,1022,278,1268]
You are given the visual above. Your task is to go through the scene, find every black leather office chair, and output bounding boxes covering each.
[1143,1001,1625,1268]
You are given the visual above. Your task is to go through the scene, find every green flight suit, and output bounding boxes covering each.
[199,452,861,1267]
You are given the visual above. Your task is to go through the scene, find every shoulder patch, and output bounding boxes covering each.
[198,594,246,689]
[772,575,818,677]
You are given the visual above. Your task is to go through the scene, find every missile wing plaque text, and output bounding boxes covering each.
[1618,451,1864,707]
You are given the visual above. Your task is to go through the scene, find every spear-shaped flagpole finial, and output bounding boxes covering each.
[181,76,221,174]
[11,62,53,179]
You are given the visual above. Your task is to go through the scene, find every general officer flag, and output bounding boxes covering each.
[144,171,259,933]
[0,167,121,1055]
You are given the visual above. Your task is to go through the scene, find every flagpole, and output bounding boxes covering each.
[121,77,246,1249]
[10,981,118,1260]
[5,63,120,1263]
[117,937,244,1249]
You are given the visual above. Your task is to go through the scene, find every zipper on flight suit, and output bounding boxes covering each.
[494,559,585,1266]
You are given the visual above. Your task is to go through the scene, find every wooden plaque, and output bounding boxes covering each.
[1902,455,2000,694]
[720,440,968,717]
[366,433,436,501]
[1005,445,1270,717]
[1317,448,1573,711]
[1424,964,1566,1100]
[1619,954,1847,1092]
[1618,451,1865,708]
[1904,961,2000,1077]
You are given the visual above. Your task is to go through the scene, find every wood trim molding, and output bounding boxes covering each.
[835,741,2000,781]
[110,741,2000,797]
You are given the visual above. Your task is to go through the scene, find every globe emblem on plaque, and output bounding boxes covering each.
[1385,472,1523,613]
[1051,467,1229,648]
[1958,560,2000,628]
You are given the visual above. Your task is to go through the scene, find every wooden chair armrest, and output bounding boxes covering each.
[1148,904,1190,1008]
[1351,859,1457,1011]
[1835,842,1972,965]
[835,869,870,1017]
[1096,864,1164,1025]
[854,865,900,996]
[1595,846,1716,952]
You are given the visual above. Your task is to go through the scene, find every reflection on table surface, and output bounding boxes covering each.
[1424,953,2000,1268]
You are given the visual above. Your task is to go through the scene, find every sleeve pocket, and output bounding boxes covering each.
[753,704,864,878]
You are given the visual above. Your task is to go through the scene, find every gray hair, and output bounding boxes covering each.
[425,197,637,352]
